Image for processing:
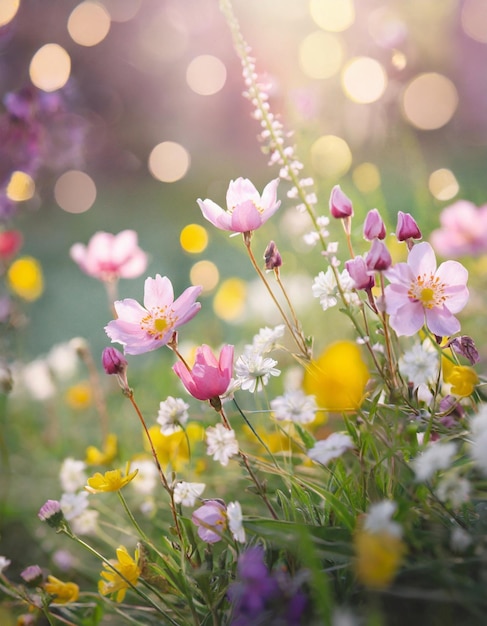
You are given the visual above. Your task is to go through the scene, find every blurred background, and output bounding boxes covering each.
[1,0,487,358]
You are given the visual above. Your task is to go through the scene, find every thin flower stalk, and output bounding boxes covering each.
[75,341,110,442]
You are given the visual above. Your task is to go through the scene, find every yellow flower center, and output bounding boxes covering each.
[408,273,446,309]
[140,307,175,339]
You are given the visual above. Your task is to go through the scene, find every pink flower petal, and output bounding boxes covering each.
[230,200,264,232]
[226,178,259,208]
[143,275,174,309]
[425,307,460,337]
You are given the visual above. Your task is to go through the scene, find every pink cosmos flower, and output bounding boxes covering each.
[192,499,227,543]
[173,344,234,402]
[430,200,487,258]
[70,230,148,282]
[105,275,202,355]
[197,177,280,233]
[384,242,469,337]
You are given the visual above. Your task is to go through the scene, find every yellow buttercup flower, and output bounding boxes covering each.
[44,575,79,604]
[7,256,44,301]
[85,465,138,493]
[146,423,205,471]
[354,530,406,589]
[85,433,118,466]
[98,545,140,603]
[303,341,370,415]
[65,381,92,410]
[442,357,478,397]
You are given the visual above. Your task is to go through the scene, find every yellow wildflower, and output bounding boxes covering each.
[44,575,79,604]
[85,465,138,494]
[85,433,118,466]
[146,423,205,471]
[442,357,478,397]
[7,256,44,301]
[354,530,406,589]
[99,545,140,603]
[65,381,92,410]
[303,341,370,415]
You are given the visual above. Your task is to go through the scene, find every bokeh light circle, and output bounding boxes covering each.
[213,278,247,322]
[341,57,387,103]
[402,73,458,130]
[180,224,208,254]
[29,44,71,92]
[54,170,97,213]
[309,0,355,32]
[299,31,344,79]
[186,55,227,96]
[6,171,35,202]
[428,168,459,201]
[310,135,352,179]
[0,0,19,27]
[352,163,381,194]
[101,0,142,22]
[190,260,219,293]
[461,0,487,44]
[148,142,190,183]
[68,2,111,47]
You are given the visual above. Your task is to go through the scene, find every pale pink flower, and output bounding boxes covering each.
[105,275,202,355]
[173,345,234,402]
[430,200,487,258]
[329,185,353,219]
[70,230,148,282]
[197,177,280,233]
[384,242,468,337]
[363,208,386,240]
[192,499,227,543]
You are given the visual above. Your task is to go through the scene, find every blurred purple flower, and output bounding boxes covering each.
[192,499,227,543]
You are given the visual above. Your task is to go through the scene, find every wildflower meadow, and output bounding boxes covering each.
[2,1,487,625]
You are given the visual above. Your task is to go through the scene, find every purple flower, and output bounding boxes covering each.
[21,565,44,586]
[38,499,65,529]
[345,256,375,290]
[384,242,469,337]
[329,185,353,219]
[264,241,282,270]
[363,208,386,240]
[396,211,422,242]
[192,500,227,543]
[366,239,392,272]
[447,335,480,365]
[105,275,202,355]
[197,177,280,233]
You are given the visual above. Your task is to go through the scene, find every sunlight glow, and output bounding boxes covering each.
[68,2,111,47]
[342,57,387,104]
[309,0,355,32]
[428,168,459,201]
[54,171,97,213]
[299,31,344,79]
[190,260,219,293]
[148,142,190,183]
[353,163,381,194]
[6,171,35,202]
[186,55,227,96]
[29,44,71,92]
[0,0,19,27]
[180,224,209,254]
[310,135,352,179]
[461,0,487,43]
[213,278,247,322]
[402,73,458,130]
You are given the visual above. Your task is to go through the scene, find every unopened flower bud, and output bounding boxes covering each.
[366,239,392,271]
[396,211,422,242]
[448,336,480,365]
[345,256,375,290]
[264,240,282,270]
[38,499,65,529]
[102,347,127,375]
[20,565,44,587]
[363,209,386,240]
[329,185,353,219]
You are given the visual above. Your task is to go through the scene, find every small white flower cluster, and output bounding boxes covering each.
[312,267,360,312]
[303,215,331,247]
[398,341,439,388]
[205,423,239,466]
[270,389,317,425]
[234,325,284,393]
[363,500,403,538]
[156,396,190,435]
[412,441,457,482]
[307,432,354,465]
[173,481,206,507]
[59,457,99,535]
[470,405,487,476]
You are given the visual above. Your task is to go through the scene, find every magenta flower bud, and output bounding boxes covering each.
[329,185,353,219]
[264,240,282,270]
[192,499,227,543]
[38,499,65,529]
[363,209,386,240]
[102,347,128,375]
[396,211,422,242]
[345,256,375,290]
[20,565,44,587]
[366,239,392,271]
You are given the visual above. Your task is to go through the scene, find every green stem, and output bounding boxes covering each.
[117,491,148,542]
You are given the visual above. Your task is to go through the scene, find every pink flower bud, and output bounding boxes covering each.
[329,185,353,219]
[345,256,375,290]
[366,239,392,271]
[396,211,422,242]
[102,347,127,376]
[363,209,386,240]
[38,499,65,529]
[264,241,282,270]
